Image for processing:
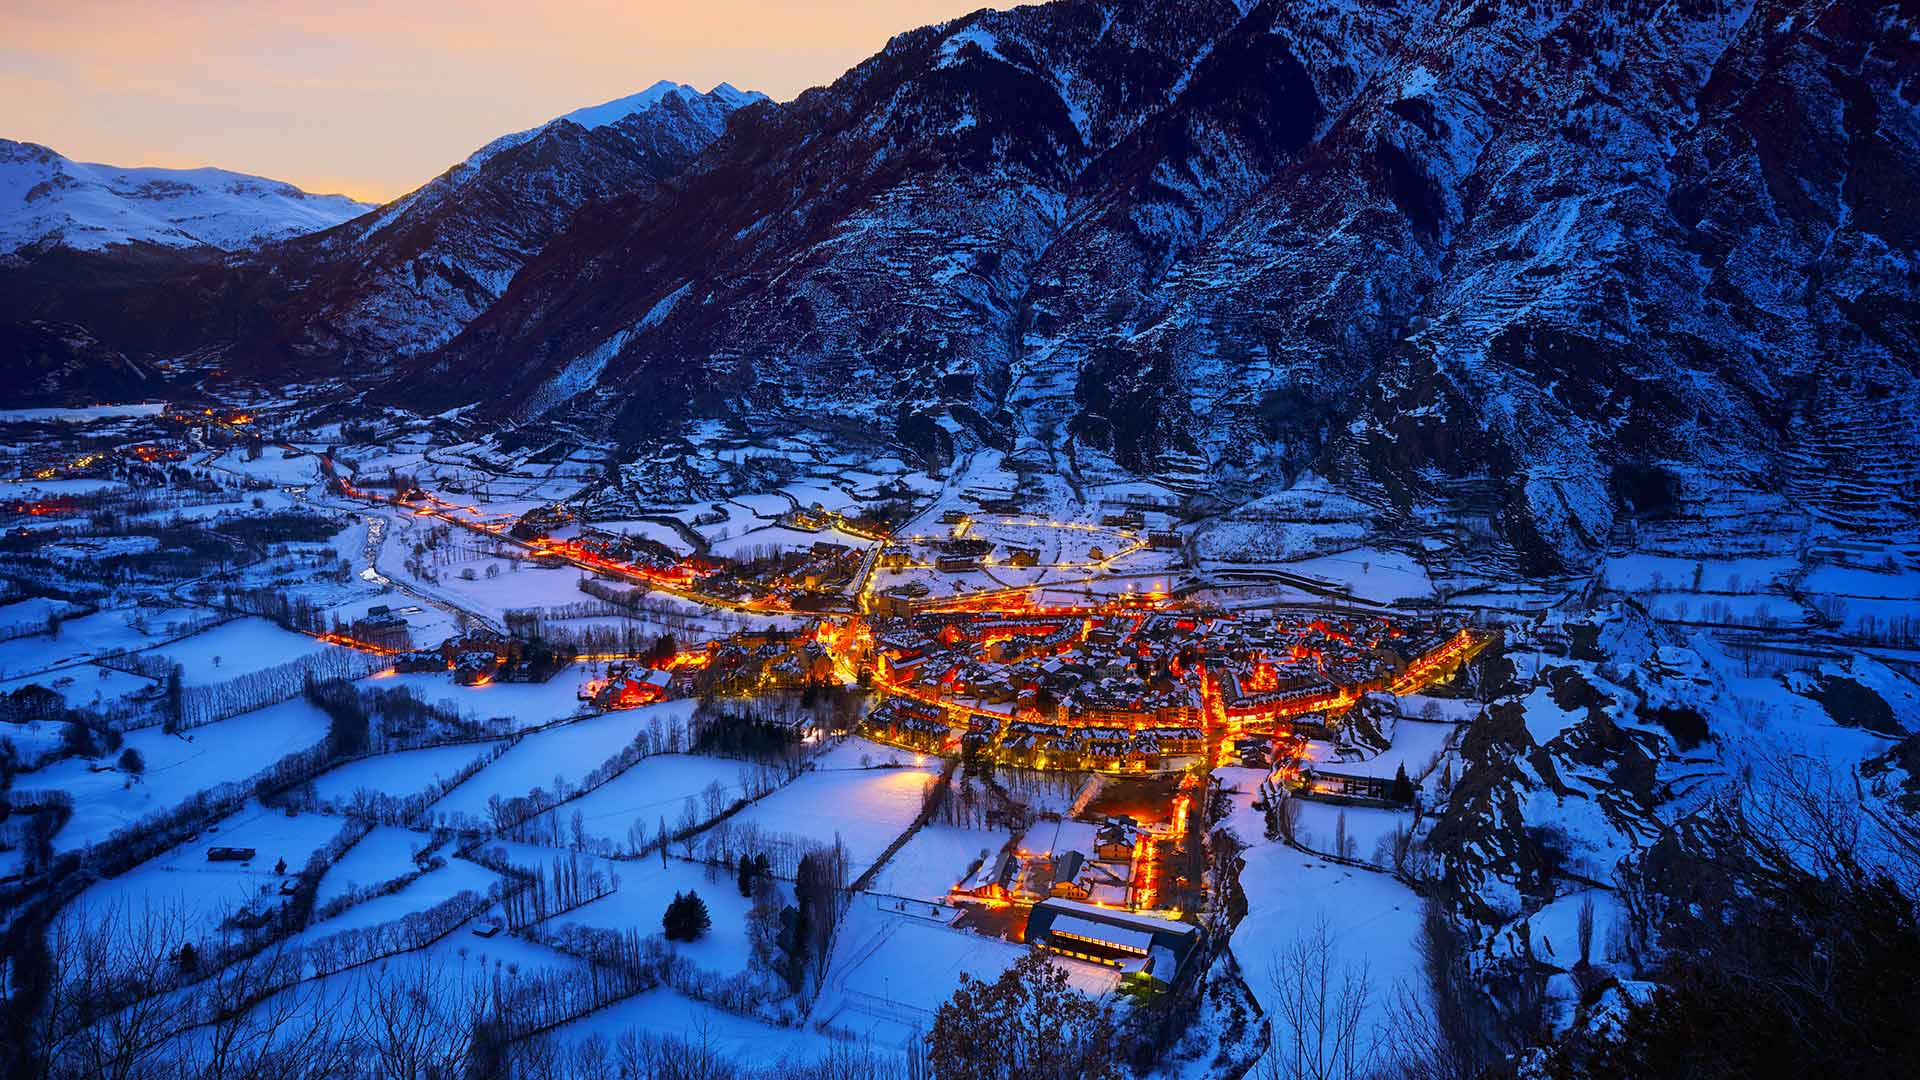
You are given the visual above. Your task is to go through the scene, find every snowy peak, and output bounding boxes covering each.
[464,81,768,174]
[556,80,767,130]
[0,139,372,254]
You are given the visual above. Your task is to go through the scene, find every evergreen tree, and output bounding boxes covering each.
[663,890,711,942]
[1390,763,1415,804]
[163,666,184,733]
[737,854,755,897]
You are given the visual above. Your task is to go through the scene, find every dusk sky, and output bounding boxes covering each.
[1,0,991,203]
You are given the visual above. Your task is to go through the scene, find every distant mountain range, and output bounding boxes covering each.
[0,140,370,253]
[3,2,1916,575]
[0,81,763,399]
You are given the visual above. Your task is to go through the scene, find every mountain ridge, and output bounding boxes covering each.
[0,139,371,254]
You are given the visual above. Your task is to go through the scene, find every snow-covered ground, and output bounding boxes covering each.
[867,824,1004,901]
[0,606,206,679]
[1290,802,1414,866]
[429,701,696,820]
[813,892,1117,1047]
[376,667,598,729]
[553,753,759,849]
[542,851,765,977]
[19,696,332,851]
[719,757,940,878]
[313,824,438,907]
[73,802,348,952]
[1230,846,1427,1055]
[552,987,860,1068]
[308,741,504,807]
[0,663,155,712]
[136,617,332,685]
[300,856,501,939]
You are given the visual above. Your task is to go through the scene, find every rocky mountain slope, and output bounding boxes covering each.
[253,81,766,364]
[0,320,166,407]
[0,139,369,253]
[393,0,1918,575]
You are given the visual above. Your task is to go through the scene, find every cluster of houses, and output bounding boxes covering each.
[535,528,716,585]
[695,631,838,695]
[996,721,1205,771]
[697,540,866,610]
[870,610,1207,725]
[584,662,678,709]
[962,816,1145,908]
[860,607,1461,760]
[390,631,573,685]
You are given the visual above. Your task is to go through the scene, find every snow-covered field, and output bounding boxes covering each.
[137,617,332,685]
[301,856,501,938]
[377,668,598,729]
[544,851,766,977]
[313,825,438,907]
[0,606,206,678]
[1291,802,1413,866]
[20,697,332,851]
[814,893,1116,1047]
[867,824,1003,901]
[1309,718,1458,784]
[553,752,759,849]
[0,663,155,711]
[308,740,504,807]
[553,987,858,1068]
[720,756,940,877]
[73,802,348,951]
[430,701,697,820]
[1230,846,1426,1052]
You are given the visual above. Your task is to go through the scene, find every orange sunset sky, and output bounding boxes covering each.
[1,1,993,203]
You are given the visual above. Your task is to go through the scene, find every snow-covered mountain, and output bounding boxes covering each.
[0,82,766,373]
[395,0,1919,576]
[4,1,1916,575]
[0,140,370,253]
[245,80,771,362]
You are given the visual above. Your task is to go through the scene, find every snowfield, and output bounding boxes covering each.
[813,893,1117,1047]
[19,696,332,851]
[137,617,332,686]
[867,824,1003,901]
[719,757,941,878]
[312,824,439,908]
[429,701,697,820]
[73,802,349,952]
[1230,846,1427,1054]
[307,740,504,807]
[551,752,760,849]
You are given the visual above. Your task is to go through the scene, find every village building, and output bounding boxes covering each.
[1026,898,1201,983]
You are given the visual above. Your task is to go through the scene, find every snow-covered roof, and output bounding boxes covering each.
[1046,913,1153,953]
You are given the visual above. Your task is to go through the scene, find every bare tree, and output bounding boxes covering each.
[1262,920,1375,1080]
[1576,894,1596,969]
[351,958,490,1080]
[184,942,357,1080]
[38,900,197,1080]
